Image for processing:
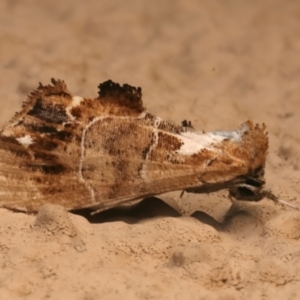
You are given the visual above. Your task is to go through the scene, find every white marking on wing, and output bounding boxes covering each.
[16,135,34,146]
[139,116,162,179]
[145,116,162,159]
[66,96,84,120]
[177,127,245,155]
[79,116,104,202]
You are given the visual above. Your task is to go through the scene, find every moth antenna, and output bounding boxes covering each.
[180,190,185,198]
[263,190,300,211]
[274,198,300,211]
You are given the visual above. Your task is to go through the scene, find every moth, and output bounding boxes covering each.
[0,79,295,214]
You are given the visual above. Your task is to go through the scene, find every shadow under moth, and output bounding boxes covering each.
[0,79,297,214]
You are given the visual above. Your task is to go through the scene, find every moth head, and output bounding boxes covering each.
[229,167,265,201]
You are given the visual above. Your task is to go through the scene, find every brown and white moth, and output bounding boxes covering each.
[0,79,293,214]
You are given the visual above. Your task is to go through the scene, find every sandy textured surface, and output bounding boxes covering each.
[1,0,300,299]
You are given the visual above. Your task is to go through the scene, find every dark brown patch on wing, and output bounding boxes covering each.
[25,163,66,174]
[70,106,82,118]
[11,78,72,124]
[40,164,66,174]
[97,80,144,113]
[28,98,69,124]
[28,123,73,143]
[29,124,58,134]
[182,120,194,129]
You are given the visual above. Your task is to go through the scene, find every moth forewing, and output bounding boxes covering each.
[0,79,269,213]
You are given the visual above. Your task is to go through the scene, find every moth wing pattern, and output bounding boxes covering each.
[0,79,268,213]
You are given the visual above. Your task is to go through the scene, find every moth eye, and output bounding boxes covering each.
[229,184,263,202]
[237,186,257,198]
